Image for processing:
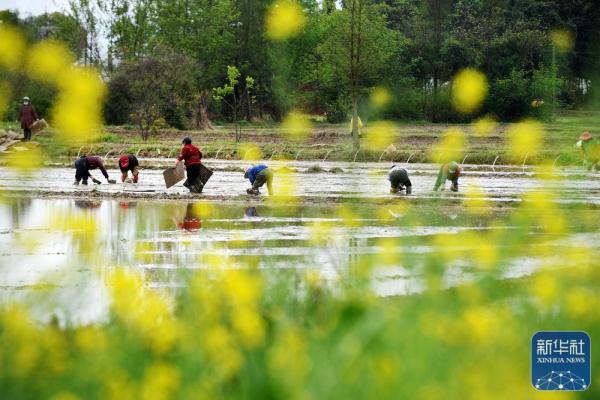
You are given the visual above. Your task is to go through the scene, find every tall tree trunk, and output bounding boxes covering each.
[192,90,214,130]
[351,94,360,150]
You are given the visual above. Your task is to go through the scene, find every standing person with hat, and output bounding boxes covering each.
[176,137,203,192]
[118,154,140,183]
[388,165,412,194]
[433,161,461,192]
[244,164,274,195]
[16,97,38,141]
[576,132,600,171]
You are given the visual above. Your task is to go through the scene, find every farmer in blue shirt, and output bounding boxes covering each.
[244,164,274,195]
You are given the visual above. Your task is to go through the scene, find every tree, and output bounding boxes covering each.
[105,47,195,138]
[152,0,239,129]
[67,0,102,66]
[97,0,156,65]
[213,65,255,142]
[319,1,395,148]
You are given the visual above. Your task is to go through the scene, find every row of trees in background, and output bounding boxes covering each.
[2,0,600,137]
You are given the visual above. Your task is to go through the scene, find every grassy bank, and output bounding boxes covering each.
[4,111,600,166]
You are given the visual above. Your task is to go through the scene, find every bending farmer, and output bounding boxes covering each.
[576,132,600,171]
[388,165,412,194]
[244,164,273,196]
[433,161,461,192]
[74,155,115,185]
[119,154,140,183]
[16,96,38,141]
[176,137,203,192]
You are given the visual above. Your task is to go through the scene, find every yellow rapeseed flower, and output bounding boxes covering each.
[266,1,307,40]
[5,143,44,172]
[452,68,488,114]
[506,119,544,162]
[471,115,498,137]
[464,184,491,217]
[281,109,312,141]
[531,272,558,306]
[52,68,106,144]
[239,143,262,161]
[141,363,181,400]
[272,164,298,203]
[370,86,392,108]
[26,40,74,83]
[363,121,397,152]
[0,24,26,71]
[0,80,11,118]
[308,220,334,245]
[108,270,179,354]
[376,237,400,266]
[551,28,574,53]
[232,306,265,348]
[429,127,467,164]
[268,327,310,386]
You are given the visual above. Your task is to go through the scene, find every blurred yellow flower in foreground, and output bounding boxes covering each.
[109,270,179,354]
[506,119,544,161]
[370,86,392,108]
[141,363,181,400]
[551,28,574,53]
[0,80,11,118]
[532,272,558,307]
[281,109,312,141]
[5,143,44,172]
[0,24,26,71]
[471,115,498,137]
[27,40,74,83]
[363,121,396,152]
[429,127,467,163]
[268,327,310,388]
[53,68,106,144]
[266,0,307,40]
[452,68,488,114]
[464,184,489,214]
[239,143,262,161]
[272,165,298,203]
[191,201,215,219]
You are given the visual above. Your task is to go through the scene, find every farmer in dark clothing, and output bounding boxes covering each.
[576,132,600,171]
[176,137,203,192]
[16,97,38,141]
[433,161,461,192]
[74,155,116,185]
[244,164,273,195]
[119,154,140,183]
[388,165,412,194]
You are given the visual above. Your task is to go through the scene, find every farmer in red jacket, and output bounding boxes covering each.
[119,154,140,183]
[16,97,38,141]
[176,137,203,192]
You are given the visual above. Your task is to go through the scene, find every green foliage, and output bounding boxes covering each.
[487,70,531,121]
[3,0,600,125]
[105,47,196,139]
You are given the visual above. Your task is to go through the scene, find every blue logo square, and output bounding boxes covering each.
[532,331,591,391]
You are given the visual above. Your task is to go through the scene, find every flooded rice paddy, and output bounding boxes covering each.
[1,160,599,324]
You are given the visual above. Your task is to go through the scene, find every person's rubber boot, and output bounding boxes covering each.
[73,180,79,185]
[82,180,88,185]
[121,173,127,183]
[133,175,139,184]
[247,188,259,195]
[183,180,190,189]
[451,183,458,192]
[390,187,399,194]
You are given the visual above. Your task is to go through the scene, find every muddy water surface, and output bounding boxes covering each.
[1,161,599,324]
